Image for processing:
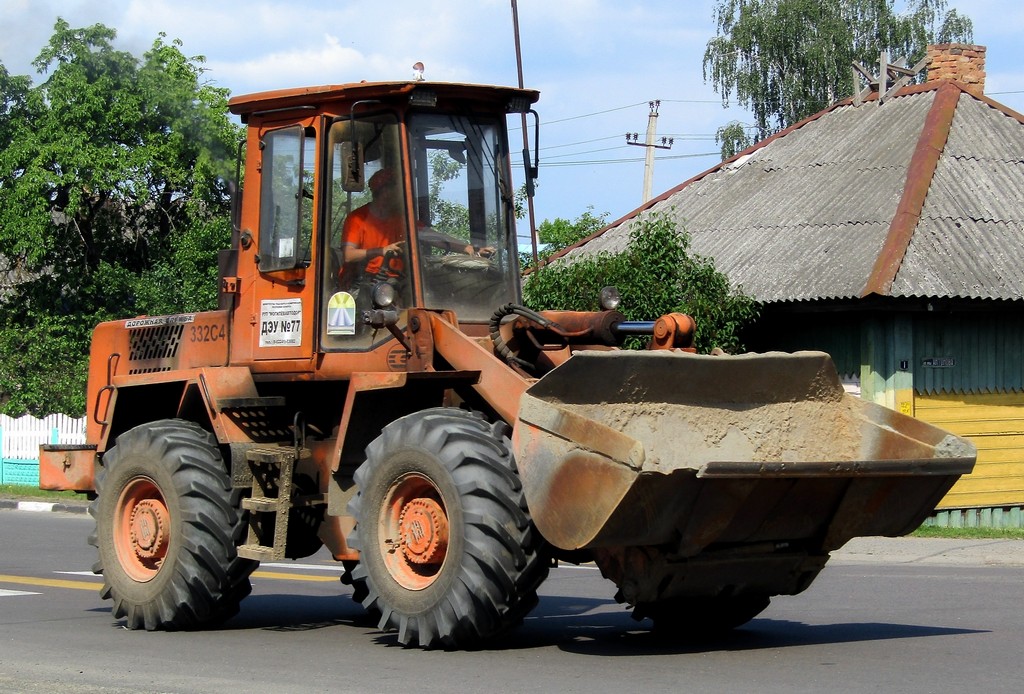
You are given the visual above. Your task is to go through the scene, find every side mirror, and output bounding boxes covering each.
[342,141,365,192]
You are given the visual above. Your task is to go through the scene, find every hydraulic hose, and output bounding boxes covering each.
[488,303,558,373]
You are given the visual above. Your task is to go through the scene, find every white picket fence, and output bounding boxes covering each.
[0,414,87,485]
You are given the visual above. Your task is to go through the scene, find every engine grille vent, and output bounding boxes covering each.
[128,324,183,374]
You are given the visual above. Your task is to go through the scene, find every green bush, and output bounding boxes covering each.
[523,213,759,353]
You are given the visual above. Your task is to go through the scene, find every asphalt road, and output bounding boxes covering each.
[1,507,1022,693]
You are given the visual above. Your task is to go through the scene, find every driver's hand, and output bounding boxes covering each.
[477,246,496,258]
[383,241,404,255]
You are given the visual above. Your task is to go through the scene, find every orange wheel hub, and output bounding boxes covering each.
[130,498,170,560]
[114,477,170,582]
[380,473,449,590]
[398,497,448,565]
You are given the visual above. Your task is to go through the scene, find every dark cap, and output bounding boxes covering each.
[368,168,395,192]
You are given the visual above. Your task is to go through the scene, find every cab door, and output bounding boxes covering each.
[245,121,320,364]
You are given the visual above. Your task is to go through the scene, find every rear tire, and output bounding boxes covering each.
[348,408,548,648]
[90,419,256,630]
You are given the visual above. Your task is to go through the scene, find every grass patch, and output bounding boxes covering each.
[912,525,1024,540]
[0,484,84,501]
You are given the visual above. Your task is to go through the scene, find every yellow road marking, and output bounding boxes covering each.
[0,574,99,591]
[252,570,336,583]
[0,570,336,592]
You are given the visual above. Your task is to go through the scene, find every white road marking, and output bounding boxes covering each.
[15,501,55,512]
[0,588,40,597]
[54,571,97,577]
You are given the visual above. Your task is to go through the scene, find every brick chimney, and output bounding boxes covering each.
[926,43,986,97]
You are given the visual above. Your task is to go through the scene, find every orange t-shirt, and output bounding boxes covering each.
[342,205,405,276]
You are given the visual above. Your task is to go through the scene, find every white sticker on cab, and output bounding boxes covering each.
[259,298,302,348]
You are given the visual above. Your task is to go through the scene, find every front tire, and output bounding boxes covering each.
[90,419,256,630]
[348,408,548,648]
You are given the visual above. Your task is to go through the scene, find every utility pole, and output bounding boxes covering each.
[510,0,539,264]
[626,100,674,203]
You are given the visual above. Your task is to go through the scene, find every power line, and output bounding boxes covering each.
[660,133,718,140]
[510,96,730,132]
[543,145,630,159]
[540,134,622,151]
[659,97,733,104]
[520,151,719,168]
[518,84,998,138]
[544,97,731,123]
[509,100,726,170]
[541,133,716,155]
[542,101,648,125]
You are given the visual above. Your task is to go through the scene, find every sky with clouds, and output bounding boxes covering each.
[2,0,1023,228]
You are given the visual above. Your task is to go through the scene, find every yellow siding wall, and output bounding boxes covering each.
[915,392,1024,508]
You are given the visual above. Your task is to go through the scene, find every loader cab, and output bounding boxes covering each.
[228,81,539,359]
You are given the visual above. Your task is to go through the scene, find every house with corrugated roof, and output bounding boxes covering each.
[553,44,1024,527]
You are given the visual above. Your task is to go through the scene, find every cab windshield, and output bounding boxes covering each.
[320,110,520,351]
[408,113,519,321]
[321,113,409,350]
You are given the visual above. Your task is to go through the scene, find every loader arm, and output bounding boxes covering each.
[406,308,532,425]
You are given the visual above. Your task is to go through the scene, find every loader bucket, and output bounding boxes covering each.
[512,351,976,555]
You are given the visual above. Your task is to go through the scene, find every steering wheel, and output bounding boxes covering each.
[369,249,405,282]
[431,254,498,273]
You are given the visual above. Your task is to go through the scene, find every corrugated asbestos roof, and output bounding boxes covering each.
[553,82,1024,303]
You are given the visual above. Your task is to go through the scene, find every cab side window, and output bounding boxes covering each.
[258,126,316,272]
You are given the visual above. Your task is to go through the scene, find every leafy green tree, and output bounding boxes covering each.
[0,66,31,151]
[523,213,759,353]
[427,151,470,239]
[538,207,607,254]
[521,206,608,270]
[704,0,974,146]
[0,20,241,415]
[714,121,755,160]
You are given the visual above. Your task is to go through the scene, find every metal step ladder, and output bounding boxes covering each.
[227,405,325,562]
[237,446,298,562]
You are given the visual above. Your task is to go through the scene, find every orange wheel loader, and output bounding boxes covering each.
[39,80,976,648]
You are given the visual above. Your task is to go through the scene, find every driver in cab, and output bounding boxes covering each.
[342,168,495,281]
[341,168,406,278]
